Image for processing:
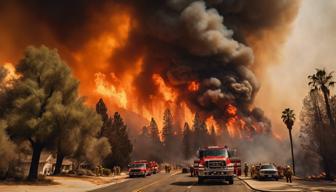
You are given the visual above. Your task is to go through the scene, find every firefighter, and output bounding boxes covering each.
[244,163,249,177]
[277,165,284,178]
[167,165,171,173]
[250,165,255,178]
[284,165,293,183]
[113,166,117,176]
[116,166,121,175]
[165,165,168,173]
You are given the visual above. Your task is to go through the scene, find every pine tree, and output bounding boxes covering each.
[96,98,111,137]
[192,112,202,151]
[104,112,133,169]
[162,109,174,153]
[141,126,150,137]
[182,122,192,160]
[149,118,160,144]
[198,121,210,147]
[4,46,108,180]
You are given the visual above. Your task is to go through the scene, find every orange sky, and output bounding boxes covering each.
[255,0,336,138]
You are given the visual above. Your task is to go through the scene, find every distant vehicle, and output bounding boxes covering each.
[258,164,279,180]
[149,161,160,174]
[128,160,152,177]
[197,146,235,184]
[190,160,200,177]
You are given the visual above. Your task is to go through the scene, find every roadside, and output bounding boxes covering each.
[239,176,336,192]
[0,173,128,192]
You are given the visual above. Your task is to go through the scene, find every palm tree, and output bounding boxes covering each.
[308,69,335,130]
[281,108,296,175]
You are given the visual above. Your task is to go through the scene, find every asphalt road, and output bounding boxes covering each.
[90,172,252,192]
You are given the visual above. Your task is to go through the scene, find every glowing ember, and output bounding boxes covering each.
[227,104,238,116]
[188,81,200,92]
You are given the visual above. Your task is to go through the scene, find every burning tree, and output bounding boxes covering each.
[182,122,193,160]
[162,109,175,156]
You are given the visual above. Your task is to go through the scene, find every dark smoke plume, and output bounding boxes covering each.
[111,0,300,135]
[0,0,300,136]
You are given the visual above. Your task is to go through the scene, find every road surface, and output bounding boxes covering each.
[90,172,251,192]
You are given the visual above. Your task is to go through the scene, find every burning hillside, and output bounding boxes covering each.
[0,0,300,139]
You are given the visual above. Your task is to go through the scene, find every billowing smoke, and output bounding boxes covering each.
[110,0,300,136]
[0,0,300,138]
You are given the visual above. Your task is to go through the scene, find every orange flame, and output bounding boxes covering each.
[227,104,238,116]
[206,116,219,134]
[1,63,20,88]
[152,74,177,102]
[188,81,200,92]
[94,72,128,108]
[225,104,247,139]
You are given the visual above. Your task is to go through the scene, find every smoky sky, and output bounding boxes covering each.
[1,0,300,136]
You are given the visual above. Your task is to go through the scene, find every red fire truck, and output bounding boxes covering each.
[197,146,241,184]
[128,160,152,177]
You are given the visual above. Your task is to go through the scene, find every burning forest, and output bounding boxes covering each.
[0,0,302,163]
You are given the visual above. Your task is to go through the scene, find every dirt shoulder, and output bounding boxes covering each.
[0,174,128,192]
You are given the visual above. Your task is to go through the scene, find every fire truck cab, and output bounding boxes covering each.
[197,146,239,184]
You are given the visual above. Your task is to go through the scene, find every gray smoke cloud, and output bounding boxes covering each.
[120,0,300,136]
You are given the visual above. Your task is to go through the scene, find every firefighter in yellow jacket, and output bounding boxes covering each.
[284,165,293,183]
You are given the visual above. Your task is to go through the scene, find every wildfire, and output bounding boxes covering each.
[227,104,238,116]
[225,104,246,139]
[226,117,241,138]
[152,74,177,102]
[94,72,128,108]
[1,63,20,88]
[206,116,220,134]
[188,81,200,92]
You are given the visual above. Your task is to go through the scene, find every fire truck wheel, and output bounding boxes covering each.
[228,177,234,184]
[198,177,204,184]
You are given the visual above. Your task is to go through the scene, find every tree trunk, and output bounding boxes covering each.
[27,143,43,181]
[321,147,332,180]
[322,90,336,130]
[53,151,64,175]
[288,129,296,175]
